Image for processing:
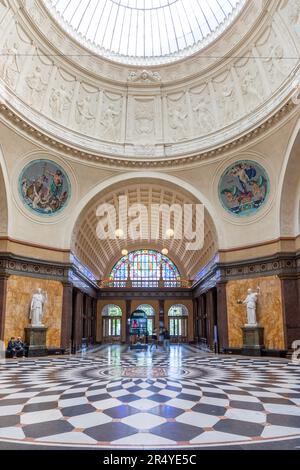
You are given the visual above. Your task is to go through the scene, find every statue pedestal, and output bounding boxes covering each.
[242,325,264,356]
[25,326,48,357]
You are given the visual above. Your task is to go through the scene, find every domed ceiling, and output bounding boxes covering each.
[43,0,245,65]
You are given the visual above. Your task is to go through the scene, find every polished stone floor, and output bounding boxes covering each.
[0,345,300,449]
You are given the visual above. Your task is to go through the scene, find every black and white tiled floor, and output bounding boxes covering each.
[0,345,300,449]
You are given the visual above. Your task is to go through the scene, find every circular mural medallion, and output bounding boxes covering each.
[218,160,270,217]
[18,159,71,216]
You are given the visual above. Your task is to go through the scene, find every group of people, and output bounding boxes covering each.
[6,337,25,358]
[150,327,171,351]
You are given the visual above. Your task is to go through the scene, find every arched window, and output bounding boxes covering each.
[137,304,155,336]
[110,249,181,288]
[102,304,122,340]
[168,304,188,340]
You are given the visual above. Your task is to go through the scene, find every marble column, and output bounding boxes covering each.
[0,275,9,342]
[125,299,132,343]
[206,289,215,349]
[60,282,73,350]
[216,281,229,350]
[73,290,83,352]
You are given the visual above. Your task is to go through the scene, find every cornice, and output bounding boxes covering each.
[0,0,299,164]
[193,251,300,296]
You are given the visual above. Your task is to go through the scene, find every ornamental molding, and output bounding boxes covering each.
[193,251,300,296]
[0,97,297,169]
[0,252,98,295]
[0,0,299,163]
[127,70,161,83]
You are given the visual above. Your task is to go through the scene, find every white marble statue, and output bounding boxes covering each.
[29,288,47,327]
[238,287,260,326]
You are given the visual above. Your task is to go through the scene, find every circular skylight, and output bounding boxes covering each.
[44,0,245,65]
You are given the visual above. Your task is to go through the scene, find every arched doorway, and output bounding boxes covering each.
[136,304,155,336]
[168,304,188,342]
[102,304,122,343]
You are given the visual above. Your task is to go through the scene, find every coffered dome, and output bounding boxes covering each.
[43,0,245,65]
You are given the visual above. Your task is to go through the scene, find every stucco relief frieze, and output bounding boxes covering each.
[0,0,299,162]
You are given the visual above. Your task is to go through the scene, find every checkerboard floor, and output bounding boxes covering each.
[0,345,300,449]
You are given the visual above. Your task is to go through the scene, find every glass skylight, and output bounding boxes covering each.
[43,0,245,65]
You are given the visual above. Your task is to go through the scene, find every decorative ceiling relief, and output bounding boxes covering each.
[25,51,53,110]
[213,69,241,126]
[280,0,300,46]
[43,0,245,66]
[0,0,298,163]
[256,25,293,92]
[235,57,265,114]
[218,160,270,217]
[190,83,216,136]
[0,23,31,91]
[18,159,71,217]
[167,92,189,142]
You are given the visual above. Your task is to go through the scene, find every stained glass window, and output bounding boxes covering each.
[110,249,181,287]
[137,304,155,335]
[44,0,245,65]
[102,304,122,338]
[168,304,188,316]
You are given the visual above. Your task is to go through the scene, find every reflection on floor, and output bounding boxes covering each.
[0,345,300,449]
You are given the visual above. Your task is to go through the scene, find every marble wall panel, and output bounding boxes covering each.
[4,275,63,347]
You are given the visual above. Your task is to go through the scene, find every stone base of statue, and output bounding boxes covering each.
[242,325,264,356]
[25,326,48,357]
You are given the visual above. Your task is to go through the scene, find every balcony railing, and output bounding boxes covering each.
[98,279,192,289]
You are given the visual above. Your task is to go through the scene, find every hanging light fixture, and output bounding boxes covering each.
[115,228,124,238]
[161,248,169,255]
[122,249,128,256]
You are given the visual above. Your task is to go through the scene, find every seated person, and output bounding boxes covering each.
[6,337,16,358]
[15,337,25,357]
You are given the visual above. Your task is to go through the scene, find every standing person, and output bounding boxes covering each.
[151,328,158,350]
[7,337,16,358]
[163,328,170,351]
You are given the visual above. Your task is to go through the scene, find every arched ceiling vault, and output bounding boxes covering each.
[71,179,218,279]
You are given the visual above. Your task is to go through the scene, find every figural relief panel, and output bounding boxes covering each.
[48,68,74,123]
[190,83,216,136]
[256,25,293,91]
[24,51,53,110]
[127,96,156,143]
[74,82,97,135]
[212,69,241,126]
[0,23,31,91]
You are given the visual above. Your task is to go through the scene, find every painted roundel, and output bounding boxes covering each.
[218,160,270,217]
[19,159,71,216]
